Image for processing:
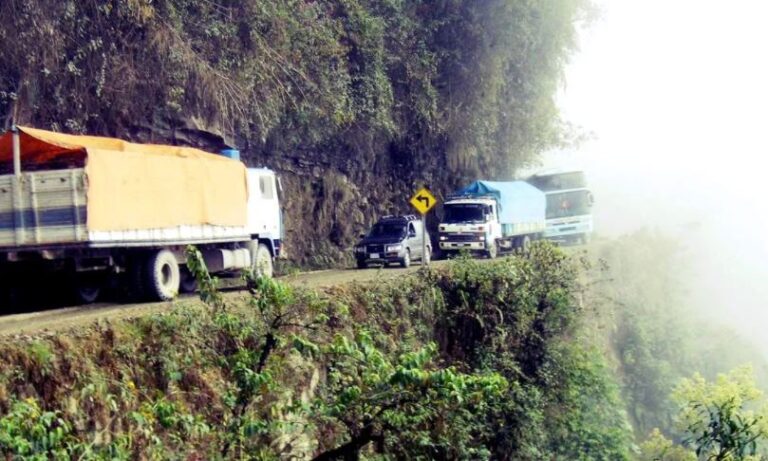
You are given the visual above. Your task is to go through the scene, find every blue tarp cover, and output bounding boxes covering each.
[455,180,546,225]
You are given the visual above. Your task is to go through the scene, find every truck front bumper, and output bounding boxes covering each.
[439,241,486,251]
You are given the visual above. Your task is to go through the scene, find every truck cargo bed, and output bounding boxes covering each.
[0,168,251,250]
[0,169,88,247]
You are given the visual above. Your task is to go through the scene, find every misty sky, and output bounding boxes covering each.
[548,0,768,350]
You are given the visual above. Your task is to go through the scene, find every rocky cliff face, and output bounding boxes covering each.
[0,0,589,266]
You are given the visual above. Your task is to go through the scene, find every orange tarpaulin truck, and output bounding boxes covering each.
[0,126,282,303]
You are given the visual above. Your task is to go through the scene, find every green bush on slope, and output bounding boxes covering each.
[584,231,768,456]
[0,243,633,459]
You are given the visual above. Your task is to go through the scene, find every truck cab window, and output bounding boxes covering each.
[408,223,416,237]
[444,204,485,223]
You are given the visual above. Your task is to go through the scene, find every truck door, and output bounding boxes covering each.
[488,205,497,239]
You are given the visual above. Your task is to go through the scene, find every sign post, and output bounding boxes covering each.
[409,187,437,267]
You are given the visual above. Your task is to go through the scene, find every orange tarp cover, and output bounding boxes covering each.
[0,126,248,231]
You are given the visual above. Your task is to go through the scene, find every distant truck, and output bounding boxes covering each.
[354,215,431,268]
[0,126,282,304]
[527,170,594,244]
[438,181,546,258]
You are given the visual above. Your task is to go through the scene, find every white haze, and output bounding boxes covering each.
[543,0,768,352]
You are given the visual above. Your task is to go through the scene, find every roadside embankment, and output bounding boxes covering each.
[0,243,634,460]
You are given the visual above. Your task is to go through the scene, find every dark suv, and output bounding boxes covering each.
[354,215,432,269]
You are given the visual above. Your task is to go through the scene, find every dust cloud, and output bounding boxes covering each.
[538,0,768,354]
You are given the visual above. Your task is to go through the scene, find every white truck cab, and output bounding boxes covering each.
[438,198,501,254]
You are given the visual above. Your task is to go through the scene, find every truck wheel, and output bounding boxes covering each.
[179,267,198,293]
[144,249,180,301]
[486,242,498,259]
[400,249,411,268]
[68,271,103,305]
[250,242,274,278]
[74,276,101,304]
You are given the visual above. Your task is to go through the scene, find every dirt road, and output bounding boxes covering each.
[0,260,448,336]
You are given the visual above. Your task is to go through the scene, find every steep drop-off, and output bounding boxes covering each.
[0,0,589,265]
[0,244,635,460]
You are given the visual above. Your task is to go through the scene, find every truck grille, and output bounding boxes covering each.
[445,233,481,242]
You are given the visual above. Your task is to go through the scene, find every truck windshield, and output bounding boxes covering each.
[443,204,487,223]
[530,172,587,191]
[369,223,406,238]
[546,190,592,219]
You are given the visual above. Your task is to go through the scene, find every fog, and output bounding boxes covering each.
[541,0,768,352]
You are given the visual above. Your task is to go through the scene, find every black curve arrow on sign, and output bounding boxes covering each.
[417,194,431,208]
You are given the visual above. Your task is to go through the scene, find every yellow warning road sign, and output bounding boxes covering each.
[409,187,437,215]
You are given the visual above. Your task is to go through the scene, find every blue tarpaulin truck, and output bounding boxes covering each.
[438,180,546,258]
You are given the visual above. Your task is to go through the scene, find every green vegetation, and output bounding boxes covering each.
[0,243,637,459]
[638,367,768,460]
[2,236,766,459]
[0,0,590,176]
[587,231,768,459]
[675,367,767,460]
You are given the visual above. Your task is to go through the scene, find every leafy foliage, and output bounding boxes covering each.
[638,428,696,461]
[673,367,768,460]
[585,231,768,449]
[313,333,507,459]
[0,0,589,175]
[581,231,768,459]
[0,243,639,459]
[426,244,634,459]
[0,399,73,460]
[685,399,762,460]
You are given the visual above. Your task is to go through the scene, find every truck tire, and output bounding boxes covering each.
[400,249,411,268]
[249,242,274,278]
[144,249,180,301]
[66,272,104,304]
[74,276,101,304]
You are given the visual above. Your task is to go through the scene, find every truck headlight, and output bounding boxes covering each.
[439,235,447,241]
[355,246,366,253]
[386,244,402,253]
[478,234,485,241]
